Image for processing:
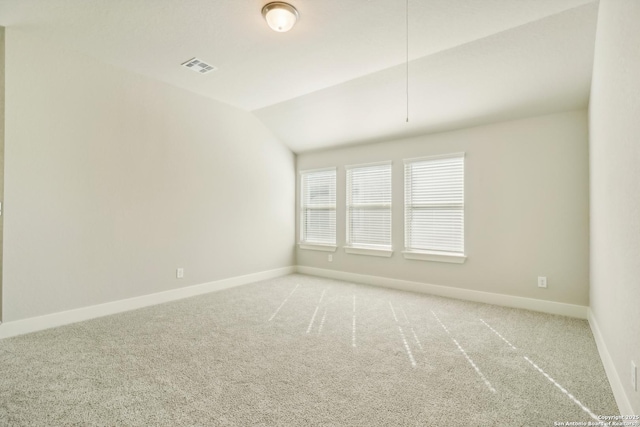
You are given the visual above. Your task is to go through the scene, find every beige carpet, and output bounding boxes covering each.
[0,274,618,426]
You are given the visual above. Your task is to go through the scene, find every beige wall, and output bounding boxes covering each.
[2,30,295,322]
[297,110,590,306]
[0,27,4,321]
[589,0,640,414]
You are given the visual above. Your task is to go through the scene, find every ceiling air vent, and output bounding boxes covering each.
[181,57,217,74]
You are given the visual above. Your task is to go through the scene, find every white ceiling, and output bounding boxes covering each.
[0,0,599,152]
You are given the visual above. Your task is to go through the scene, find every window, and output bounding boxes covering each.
[404,153,466,263]
[345,162,392,256]
[300,168,336,249]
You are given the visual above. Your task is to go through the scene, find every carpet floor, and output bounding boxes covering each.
[0,274,618,426]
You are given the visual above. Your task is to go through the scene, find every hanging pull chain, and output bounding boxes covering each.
[406,0,409,123]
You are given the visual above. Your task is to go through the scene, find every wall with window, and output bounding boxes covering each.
[297,110,589,306]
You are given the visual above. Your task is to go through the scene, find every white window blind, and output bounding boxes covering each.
[404,154,464,254]
[300,169,336,245]
[346,163,392,249]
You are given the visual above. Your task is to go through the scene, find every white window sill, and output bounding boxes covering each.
[344,246,393,258]
[299,243,337,252]
[402,250,466,264]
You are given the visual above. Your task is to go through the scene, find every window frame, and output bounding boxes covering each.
[403,153,466,264]
[299,167,337,251]
[344,161,393,257]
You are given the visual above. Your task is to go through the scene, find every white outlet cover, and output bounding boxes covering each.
[176,268,184,279]
[632,361,637,391]
[537,276,547,288]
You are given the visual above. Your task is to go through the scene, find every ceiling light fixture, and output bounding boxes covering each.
[262,2,299,33]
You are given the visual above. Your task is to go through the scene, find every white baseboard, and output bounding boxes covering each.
[296,266,588,319]
[0,264,590,337]
[0,266,295,340]
[588,309,633,415]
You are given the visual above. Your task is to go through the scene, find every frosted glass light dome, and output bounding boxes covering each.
[262,2,299,33]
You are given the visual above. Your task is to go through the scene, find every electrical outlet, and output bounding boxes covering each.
[537,276,547,288]
[632,361,637,392]
[328,254,333,262]
[176,268,184,279]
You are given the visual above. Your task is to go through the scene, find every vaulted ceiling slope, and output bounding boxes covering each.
[0,0,599,152]
[257,3,599,152]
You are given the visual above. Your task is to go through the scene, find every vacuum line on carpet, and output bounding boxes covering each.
[306,288,327,333]
[400,306,410,324]
[479,319,517,350]
[268,284,300,322]
[318,308,328,334]
[389,301,399,322]
[399,305,424,351]
[307,307,320,333]
[352,295,357,347]
[431,310,496,393]
[452,338,496,393]
[398,326,417,367]
[410,328,424,351]
[524,356,601,423]
[390,302,418,367]
[475,319,601,419]
[430,311,450,335]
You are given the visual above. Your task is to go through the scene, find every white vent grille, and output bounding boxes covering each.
[181,57,216,74]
